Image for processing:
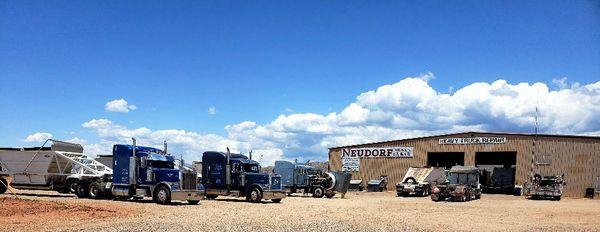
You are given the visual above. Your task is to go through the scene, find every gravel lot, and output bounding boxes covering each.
[2,190,600,232]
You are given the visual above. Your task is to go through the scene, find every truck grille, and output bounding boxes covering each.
[181,172,198,190]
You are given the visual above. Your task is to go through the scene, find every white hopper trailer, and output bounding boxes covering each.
[0,139,113,198]
[395,167,446,197]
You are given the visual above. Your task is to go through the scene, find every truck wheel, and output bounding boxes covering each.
[205,194,218,200]
[69,182,78,193]
[313,187,324,198]
[248,187,262,203]
[88,182,104,199]
[155,186,172,205]
[75,182,89,198]
[187,200,200,205]
[554,196,561,201]
[271,199,282,203]
[0,178,8,194]
[324,189,336,198]
[397,192,402,197]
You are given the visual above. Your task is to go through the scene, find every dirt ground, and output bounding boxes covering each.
[1,190,600,232]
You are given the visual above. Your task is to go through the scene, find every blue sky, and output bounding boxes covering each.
[1,1,599,163]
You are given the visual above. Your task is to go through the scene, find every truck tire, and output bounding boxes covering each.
[248,187,262,203]
[554,196,561,201]
[205,194,218,200]
[0,178,8,194]
[75,182,89,198]
[88,182,104,199]
[69,181,78,194]
[187,200,200,205]
[313,187,324,198]
[271,199,282,203]
[155,186,172,205]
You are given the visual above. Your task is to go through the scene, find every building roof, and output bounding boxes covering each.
[329,131,600,149]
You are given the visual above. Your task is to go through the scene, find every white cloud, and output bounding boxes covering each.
[552,77,568,90]
[81,118,284,165]
[23,132,53,143]
[105,99,137,113]
[81,74,600,164]
[208,106,216,115]
[66,137,87,144]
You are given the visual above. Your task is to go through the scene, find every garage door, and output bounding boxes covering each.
[427,152,465,169]
[476,151,516,194]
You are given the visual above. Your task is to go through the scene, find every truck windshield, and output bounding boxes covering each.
[243,164,260,173]
[149,160,174,169]
[539,179,556,186]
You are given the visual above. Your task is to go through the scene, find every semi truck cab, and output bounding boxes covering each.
[274,160,337,198]
[201,151,285,203]
[110,139,203,204]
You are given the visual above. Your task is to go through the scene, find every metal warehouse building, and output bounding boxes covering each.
[328,132,600,198]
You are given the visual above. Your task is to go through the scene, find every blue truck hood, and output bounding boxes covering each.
[154,168,180,182]
[245,173,270,185]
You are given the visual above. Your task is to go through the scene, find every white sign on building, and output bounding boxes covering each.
[341,147,414,158]
[342,157,360,172]
[438,137,507,145]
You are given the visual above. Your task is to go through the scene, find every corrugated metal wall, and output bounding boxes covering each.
[329,133,600,198]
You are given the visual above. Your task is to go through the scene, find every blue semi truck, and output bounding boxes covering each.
[201,149,286,203]
[109,139,203,205]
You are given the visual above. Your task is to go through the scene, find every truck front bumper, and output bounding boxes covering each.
[531,191,561,197]
[403,187,424,195]
[262,190,286,200]
[171,190,204,201]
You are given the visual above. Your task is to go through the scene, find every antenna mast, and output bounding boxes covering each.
[530,106,539,181]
